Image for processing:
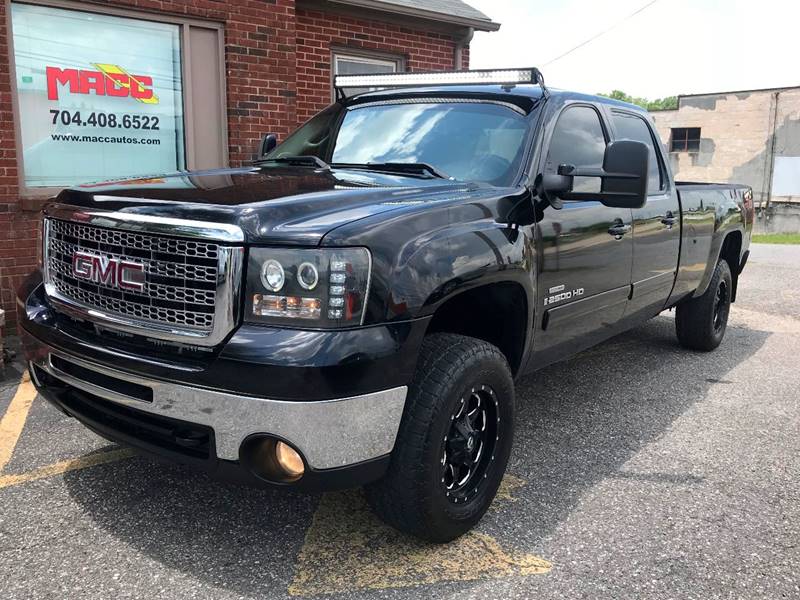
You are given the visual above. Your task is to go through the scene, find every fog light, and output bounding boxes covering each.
[275,441,305,479]
[242,436,305,483]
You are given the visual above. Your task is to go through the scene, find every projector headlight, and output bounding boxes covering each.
[260,259,285,292]
[246,247,371,327]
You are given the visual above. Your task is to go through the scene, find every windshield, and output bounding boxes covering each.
[266,101,530,186]
[333,102,528,186]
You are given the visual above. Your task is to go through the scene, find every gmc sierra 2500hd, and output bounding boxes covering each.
[18,68,753,542]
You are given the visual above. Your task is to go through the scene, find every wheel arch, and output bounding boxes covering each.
[693,227,744,301]
[425,280,529,376]
[718,230,743,302]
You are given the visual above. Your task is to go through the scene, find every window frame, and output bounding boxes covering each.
[330,47,404,101]
[6,0,227,204]
[669,127,701,153]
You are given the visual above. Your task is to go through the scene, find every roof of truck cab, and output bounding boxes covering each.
[347,84,649,114]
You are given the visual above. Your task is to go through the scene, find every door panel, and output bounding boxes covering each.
[543,284,630,332]
[535,202,632,358]
[627,193,681,316]
[532,104,634,361]
[609,111,681,318]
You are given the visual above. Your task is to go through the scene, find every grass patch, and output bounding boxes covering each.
[752,233,800,244]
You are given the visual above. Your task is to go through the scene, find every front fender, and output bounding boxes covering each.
[388,220,534,319]
[321,186,536,324]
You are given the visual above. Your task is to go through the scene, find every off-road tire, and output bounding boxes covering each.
[365,333,515,542]
[675,259,733,351]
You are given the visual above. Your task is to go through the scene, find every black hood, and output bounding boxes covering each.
[54,166,483,245]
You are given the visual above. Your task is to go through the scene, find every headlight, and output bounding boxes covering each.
[246,247,371,327]
[260,259,285,292]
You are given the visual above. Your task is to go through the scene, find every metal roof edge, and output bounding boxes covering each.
[324,0,501,31]
[676,84,800,99]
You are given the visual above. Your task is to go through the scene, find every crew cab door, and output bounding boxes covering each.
[608,110,680,319]
[533,103,633,361]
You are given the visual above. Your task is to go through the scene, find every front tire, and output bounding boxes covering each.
[675,259,733,351]
[365,333,515,542]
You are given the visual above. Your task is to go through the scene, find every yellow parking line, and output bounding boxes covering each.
[0,372,37,473]
[0,448,136,489]
[288,475,551,596]
[0,371,136,489]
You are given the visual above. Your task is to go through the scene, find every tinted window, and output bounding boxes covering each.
[267,104,341,160]
[331,102,529,186]
[546,106,606,193]
[612,112,663,193]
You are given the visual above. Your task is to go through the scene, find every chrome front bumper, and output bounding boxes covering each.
[29,349,407,470]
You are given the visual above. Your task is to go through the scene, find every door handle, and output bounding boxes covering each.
[661,211,677,228]
[607,220,631,239]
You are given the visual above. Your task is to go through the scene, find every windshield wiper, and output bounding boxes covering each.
[331,162,452,180]
[256,155,330,169]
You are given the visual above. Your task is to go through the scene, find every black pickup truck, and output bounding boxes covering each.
[18,68,753,542]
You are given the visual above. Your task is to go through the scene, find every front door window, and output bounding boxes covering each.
[545,106,607,193]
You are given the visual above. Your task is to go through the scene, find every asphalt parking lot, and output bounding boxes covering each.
[1,243,798,599]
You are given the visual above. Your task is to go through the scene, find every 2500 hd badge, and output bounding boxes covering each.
[544,284,585,306]
[18,68,753,542]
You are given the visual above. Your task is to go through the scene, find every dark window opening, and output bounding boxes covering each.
[670,127,701,152]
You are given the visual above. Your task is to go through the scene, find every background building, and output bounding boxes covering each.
[0,0,498,333]
[652,87,800,233]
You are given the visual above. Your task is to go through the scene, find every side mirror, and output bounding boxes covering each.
[537,140,649,209]
[259,133,278,158]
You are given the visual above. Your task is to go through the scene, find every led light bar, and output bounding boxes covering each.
[334,67,545,91]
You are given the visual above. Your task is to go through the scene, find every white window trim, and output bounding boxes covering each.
[330,50,404,101]
[333,53,399,74]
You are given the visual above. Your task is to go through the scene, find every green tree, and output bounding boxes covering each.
[598,90,677,111]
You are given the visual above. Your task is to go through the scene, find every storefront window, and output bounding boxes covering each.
[11,3,186,187]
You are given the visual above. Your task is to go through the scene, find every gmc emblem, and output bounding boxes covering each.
[72,251,145,292]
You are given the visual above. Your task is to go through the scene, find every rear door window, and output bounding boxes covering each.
[611,112,664,193]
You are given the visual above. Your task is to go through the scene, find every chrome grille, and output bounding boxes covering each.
[45,218,222,332]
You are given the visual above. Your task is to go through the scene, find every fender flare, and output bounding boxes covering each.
[693,226,744,298]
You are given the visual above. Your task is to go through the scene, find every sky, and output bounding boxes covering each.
[467,0,800,99]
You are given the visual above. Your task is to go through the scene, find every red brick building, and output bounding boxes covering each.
[0,0,498,333]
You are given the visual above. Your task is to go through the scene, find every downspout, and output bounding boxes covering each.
[764,91,781,214]
[454,27,474,70]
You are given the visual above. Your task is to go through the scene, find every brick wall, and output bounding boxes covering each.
[0,0,467,333]
[0,0,38,334]
[296,7,464,122]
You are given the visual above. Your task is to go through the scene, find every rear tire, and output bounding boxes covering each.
[675,259,733,351]
[365,333,515,542]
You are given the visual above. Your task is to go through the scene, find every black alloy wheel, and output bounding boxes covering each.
[441,385,499,503]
